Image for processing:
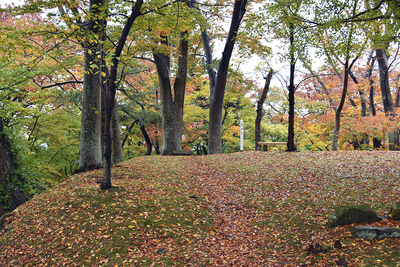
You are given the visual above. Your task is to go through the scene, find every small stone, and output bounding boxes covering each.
[157,248,167,254]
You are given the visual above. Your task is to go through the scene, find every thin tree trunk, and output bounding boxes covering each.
[255,69,273,151]
[367,56,381,148]
[332,60,353,151]
[287,24,296,152]
[111,99,124,164]
[302,60,336,112]
[101,0,143,190]
[395,74,400,108]
[140,124,152,155]
[154,137,160,155]
[201,30,216,93]
[208,0,248,154]
[369,56,377,117]
[349,70,367,116]
[349,57,372,148]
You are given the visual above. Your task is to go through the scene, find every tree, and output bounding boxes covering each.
[118,63,161,157]
[310,0,368,150]
[153,31,189,155]
[57,0,105,170]
[100,0,143,189]
[207,0,248,154]
[184,69,257,153]
[255,69,273,151]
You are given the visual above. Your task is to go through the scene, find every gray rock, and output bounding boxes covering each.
[390,203,400,221]
[352,226,400,239]
[328,204,381,228]
[377,227,400,238]
[352,226,379,239]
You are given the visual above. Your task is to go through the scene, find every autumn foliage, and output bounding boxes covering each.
[1,151,400,266]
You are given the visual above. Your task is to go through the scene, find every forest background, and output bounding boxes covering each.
[1,0,400,214]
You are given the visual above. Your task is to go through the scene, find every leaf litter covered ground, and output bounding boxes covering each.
[1,151,400,266]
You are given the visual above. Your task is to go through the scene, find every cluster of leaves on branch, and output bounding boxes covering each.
[0,9,82,200]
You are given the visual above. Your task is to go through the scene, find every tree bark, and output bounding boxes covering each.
[0,119,26,216]
[153,31,189,155]
[140,124,152,155]
[79,49,102,169]
[201,30,216,93]
[376,48,397,150]
[77,0,106,170]
[255,69,273,151]
[287,24,296,152]
[332,60,352,151]
[376,48,394,114]
[208,0,248,154]
[369,56,377,117]
[101,0,143,189]
[395,74,400,108]
[111,99,124,164]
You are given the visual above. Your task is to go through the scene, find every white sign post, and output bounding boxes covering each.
[240,119,244,152]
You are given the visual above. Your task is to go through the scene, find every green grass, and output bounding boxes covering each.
[1,151,400,266]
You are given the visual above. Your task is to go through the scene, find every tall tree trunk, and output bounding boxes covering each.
[79,50,103,169]
[376,48,396,150]
[367,56,381,148]
[208,0,248,154]
[153,32,189,155]
[255,69,273,151]
[77,0,106,170]
[101,0,143,189]
[287,24,296,152]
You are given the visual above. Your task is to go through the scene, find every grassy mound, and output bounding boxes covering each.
[1,151,400,266]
